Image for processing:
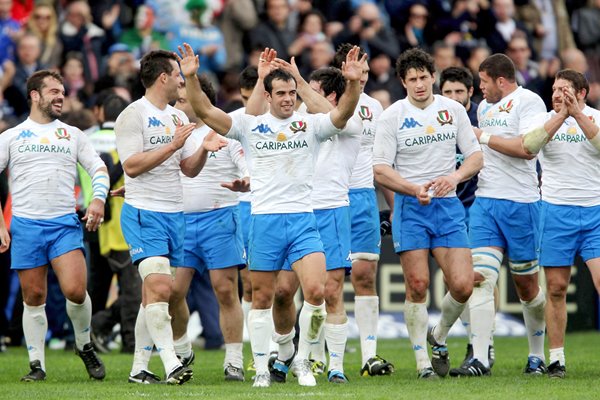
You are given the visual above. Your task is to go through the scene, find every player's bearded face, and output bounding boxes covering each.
[37,80,64,120]
[479,71,502,103]
[551,78,573,113]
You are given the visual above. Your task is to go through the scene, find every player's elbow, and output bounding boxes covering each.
[122,162,141,179]
[373,164,389,185]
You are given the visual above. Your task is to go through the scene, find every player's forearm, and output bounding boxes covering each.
[330,80,360,129]
[246,78,269,116]
[122,145,178,178]
[453,151,483,183]
[482,133,535,160]
[573,111,600,142]
[298,79,333,114]
[373,164,420,197]
[180,146,209,178]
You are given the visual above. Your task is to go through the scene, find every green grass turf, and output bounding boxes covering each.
[1,333,599,399]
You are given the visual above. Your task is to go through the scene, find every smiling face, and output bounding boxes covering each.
[163,59,184,103]
[402,68,434,107]
[266,78,297,119]
[34,77,65,120]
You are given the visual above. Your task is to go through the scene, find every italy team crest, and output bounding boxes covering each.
[55,127,70,140]
[171,114,184,127]
[358,105,373,121]
[289,121,307,133]
[436,110,453,125]
[499,99,514,113]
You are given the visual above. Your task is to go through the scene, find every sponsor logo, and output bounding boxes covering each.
[171,114,184,127]
[252,124,275,134]
[479,118,508,128]
[148,116,165,128]
[16,130,37,140]
[425,125,435,134]
[498,99,513,113]
[276,132,287,142]
[55,127,70,140]
[255,140,309,151]
[130,247,143,256]
[289,120,307,133]
[358,105,372,121]
[404,131,456,147]
[208,152,217,158]
[149,135,173,145]
[18,143,71,154]
[399,117,422,130]
[551,133,586,143]
[436,110,453,125]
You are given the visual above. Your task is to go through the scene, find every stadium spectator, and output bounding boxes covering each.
[218,0,258,70]
[249,0,295,61]
[6,32,44,118]
[24,2,62,69]
[478,0,535,57]
[333,2,399,61]
[0,0,20,64]
[396,2,434,53]
[119,5,169,63]
[505,33,545,93]
[287,9,326,72]
[364,49,405,103]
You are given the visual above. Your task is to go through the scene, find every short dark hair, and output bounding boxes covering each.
[440,67,474,91]
[198,74,217,106]
[309,67,345,103]
[395,48,435,80]
[479,53,516,82]
[555,69,589,99]
[102,94,129,122]
[264,69,296,94]
[239,66,258,91]
[140,50,178,89]
[26,70,63,105]
[332,43,366,69]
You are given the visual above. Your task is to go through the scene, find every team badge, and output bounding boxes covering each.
[426,125,436,134]
[55,127,70,140]
[498,99,514,113]
[436,110,453,125]
[289,121,307,133]
[276,132,287,141]
[358,106,373,121]
[171,114,184,127]
[589,115,596,125]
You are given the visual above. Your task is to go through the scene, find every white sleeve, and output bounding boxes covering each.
[180,135,197,160]
[455,107,482,158]
[372,108,397,166]
[518,95,548,135]
[315,112,342,142]
[226,112,247,141]
[114,106,144,163]
[229,139,248,176]
[77,129,106,176]
[0,131,10,172]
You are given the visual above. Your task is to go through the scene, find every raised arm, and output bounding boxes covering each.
[245,48,277,116]
[329,46,366,129]
[177,43,232,135]
[272,57,333,114]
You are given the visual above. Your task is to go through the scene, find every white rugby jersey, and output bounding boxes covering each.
[115,97,195,213]
[311,115,362,209]
[373,95,480,197]
[0,118,105,219]
[227,110,341,214]
[182,124,248,213]
[349,93,384,189]
[229,107,253,203]
[537,106,600,206]
[476,86,546,202]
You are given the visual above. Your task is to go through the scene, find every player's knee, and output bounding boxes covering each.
[213,282,237,306]
[406,278,429,301]
[138,256,171,281]
[351,269,376,292]
[451,279,473,302]
[472,247,501,287]
[545,275,569,299]
[63,287,87,304]
[302,281,324,305]
[22,286,46,306]
[324,280,343,305]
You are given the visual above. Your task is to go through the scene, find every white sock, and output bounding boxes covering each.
[433,293,465,345]
[469,284,495,367]
[23,303,47,371]
[173,333,192,359]
[404,300,431,370]
[325,321,347,373]
[242,299,252,342]
[145,302,181,375]
[66,293,92,351]
[272,328,295,362]
[131,305,153,376]
[549,347,565,366]
[521,287,546,360]
[460,307,471,344]
[248,308,272,374]
[354,295,379,366]
[224,342,244,369]
[297,301,326,360]
[310,325,326,364]
[267,307,279,354]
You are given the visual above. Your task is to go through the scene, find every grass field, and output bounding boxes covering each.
[1,333,599,399]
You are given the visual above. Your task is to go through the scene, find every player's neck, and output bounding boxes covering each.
[29,109,54,125]
[407,94,434,110]
[500,84,519,99]
[144,89,169,110]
